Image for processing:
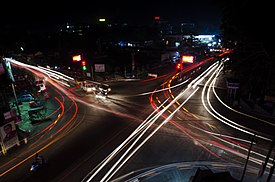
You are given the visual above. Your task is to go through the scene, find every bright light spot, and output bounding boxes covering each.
[182,56,194,63]
[72,55,81,62]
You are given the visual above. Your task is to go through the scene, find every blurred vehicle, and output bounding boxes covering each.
[81,81,97,93]
[17,94,34,103]
[80,81,111,96]
[37,83,46,93]
[98,83,111,95]
[30,156,48,173]
[35,79,46,93]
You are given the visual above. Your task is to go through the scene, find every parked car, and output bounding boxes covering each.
[17,94,35,103]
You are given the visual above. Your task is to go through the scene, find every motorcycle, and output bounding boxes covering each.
[30,158,48,173]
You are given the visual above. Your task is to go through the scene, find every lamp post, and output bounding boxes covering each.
[11,83,21,117]
[241,134,255,181]
[131,51,135,77]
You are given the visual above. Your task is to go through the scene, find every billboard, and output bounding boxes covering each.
[72,55,81,62]
[0,121,19,151]
[181,55,194,63]
[94,64,105,73]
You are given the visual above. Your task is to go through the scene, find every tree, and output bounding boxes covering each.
[220,0,275,99]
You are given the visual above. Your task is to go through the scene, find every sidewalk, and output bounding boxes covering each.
[11,94,58,140]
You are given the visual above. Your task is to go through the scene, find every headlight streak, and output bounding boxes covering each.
[0,97,64,173]
[189,124,270,165]
[207,138,269,167]
[0,97,65,177]
[100,87,199,182]
[205,63,271,141]
[0,59,80,177]
[84,86,197,181]
[166,77,199,119]
[148,56,275,180]
[189,124,254,145]
[202,63,255,136]
[154,81,222,158]
[82,99,170,182]
[169,120,222,159]
[210,135,270,165]
[136,78,190,96]
[0,90,80,177]
[211,70,275,128]
[146,61,226,162]
[7,58,73,87]
[37,66,74,81]
[200,62,275,169]
[188,61,219,89]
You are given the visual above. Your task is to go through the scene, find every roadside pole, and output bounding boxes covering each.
[11,83,21,117]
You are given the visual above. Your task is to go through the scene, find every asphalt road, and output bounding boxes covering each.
[1,58,274,182]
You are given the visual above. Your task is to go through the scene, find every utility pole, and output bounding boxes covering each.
[266,154,275,182]
[91,65,94,81]
[11,82,21,117]
[257,137,275,181]
[131,51,135,77]
[241,134,255,181]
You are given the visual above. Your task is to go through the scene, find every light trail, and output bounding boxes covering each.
[83,84,198,181]
[198,61,275,170]
[7,58,74,87]
[136,78,190,96]
[188,61,219,89]
[100,87,199,182]
[211,67,275,128]
[0,58,80,177]
[204,63,271,141]
[82,99,170,182]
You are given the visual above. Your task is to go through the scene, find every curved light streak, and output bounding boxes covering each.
[82,99,170,182]
[0,58,79,177]
[101,87,199,182]
[137,78,190,96]
[206,64,271,141]
[211,70,275,128]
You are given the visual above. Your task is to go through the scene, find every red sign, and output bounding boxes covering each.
[154,16,160,20]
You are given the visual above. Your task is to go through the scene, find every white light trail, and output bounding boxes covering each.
[6,58,74,87]
[101,87,199,182]
[200,62,271,141]
[83,99,169,182]
[84,84,198,181]
[137,78,190,96]
[188,61,219,89]
[211,72,275,127]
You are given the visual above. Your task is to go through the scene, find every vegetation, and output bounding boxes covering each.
[220,0,275,100]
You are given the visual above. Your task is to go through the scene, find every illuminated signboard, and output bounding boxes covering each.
[182,56,194,63]
[72,55,81,62]
[154,16,160,20]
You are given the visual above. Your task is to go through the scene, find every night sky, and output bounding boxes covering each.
[1,0,223,31]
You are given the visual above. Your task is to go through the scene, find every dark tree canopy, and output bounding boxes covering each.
[220,0,275,98]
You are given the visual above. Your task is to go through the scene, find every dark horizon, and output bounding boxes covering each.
[1,0,223,33]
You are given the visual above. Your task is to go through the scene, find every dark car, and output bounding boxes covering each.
[17,94,35,103]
